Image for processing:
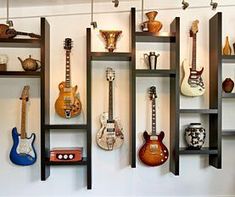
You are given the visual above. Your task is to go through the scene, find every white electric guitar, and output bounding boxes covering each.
[96,68,124,151]
[181,20,205,97]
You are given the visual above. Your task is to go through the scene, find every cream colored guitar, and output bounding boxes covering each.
[96,68,124,151]
[181,20,205,97]
[55,38,82,119]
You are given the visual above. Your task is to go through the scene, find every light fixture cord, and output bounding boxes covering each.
[141,0,144,23]
[91,0,94,23]
[6,0,9,23]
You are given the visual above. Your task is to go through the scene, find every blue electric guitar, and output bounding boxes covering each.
[10,86,37,166]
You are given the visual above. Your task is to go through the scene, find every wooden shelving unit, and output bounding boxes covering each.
[212,13,235,140]
[86,20,132,187]
[179,109,218,114]
[179,148,218,155]
[130,8,180,175]
[0,71,41,78]
[46,158,87,166]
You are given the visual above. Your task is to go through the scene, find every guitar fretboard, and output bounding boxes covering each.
[108,81,113,121]
[65,51,71,88]
[152,98,157,136]
[192,35,197,71]
[20,99,27,139]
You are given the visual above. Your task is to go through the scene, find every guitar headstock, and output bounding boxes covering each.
[64,38,73,51]
[149,86,157,100]
[190,20,199,37]
[20,85,30,101]
[106,67,115,81]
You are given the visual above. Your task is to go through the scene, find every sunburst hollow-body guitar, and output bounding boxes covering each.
[181,20,205,97]
[10,86,37,166]
[138,86,168,167]
[55,38,82,119]
[96,68,124,151]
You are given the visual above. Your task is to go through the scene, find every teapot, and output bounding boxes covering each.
[144,52,160,70]
[18,55,41,71]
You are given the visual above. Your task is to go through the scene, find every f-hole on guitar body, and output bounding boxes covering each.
[55,38,82,119]
[181,20,205,97]
[138,86,168,167]
[10,86,37,166]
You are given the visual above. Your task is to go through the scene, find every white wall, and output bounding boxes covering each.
[1,0,235,196]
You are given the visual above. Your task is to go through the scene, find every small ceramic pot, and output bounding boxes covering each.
[185,123,206,149]
[222,78,234,93]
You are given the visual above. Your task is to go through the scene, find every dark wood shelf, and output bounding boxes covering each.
[222,92,235,98]
[135,69,176,77]
[222,55,235,63]
[0,38,41,48]
[135,32,175,43]
[222,130,235,136]
[46,157,87,166]
[180,109,218,114]
[91,52,131,61]
[45,124,87,130]
[179,147,218,155]
[0,71,41,78]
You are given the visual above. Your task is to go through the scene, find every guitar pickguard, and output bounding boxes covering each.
[96,112,124,151]
[181,60,206,97]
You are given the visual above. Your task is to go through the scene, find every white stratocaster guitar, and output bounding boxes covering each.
[96,68,124,151]
[181,20,205,97]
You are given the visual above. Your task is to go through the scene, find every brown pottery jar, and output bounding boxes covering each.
[222,78,234,93]
[143,11,162,33]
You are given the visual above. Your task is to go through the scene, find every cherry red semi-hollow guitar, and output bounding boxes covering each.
[138,86,168,167]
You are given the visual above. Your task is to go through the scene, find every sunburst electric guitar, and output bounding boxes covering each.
[55,38,82,119]
[181,20,205,97]
[138,86,168,167]
[96,68,124,151]
[10,86,37,166]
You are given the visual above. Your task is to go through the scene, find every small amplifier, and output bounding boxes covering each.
[50,147,83,162]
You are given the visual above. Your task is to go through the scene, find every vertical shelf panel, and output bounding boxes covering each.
[40,17,51,181]
[209,12,222,169]
[170,17,180,175]
[86,28,92,190]
[131,7,136,168]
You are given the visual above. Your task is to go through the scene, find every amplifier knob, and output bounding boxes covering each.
[69,154,74,159]
[64,154,68,159]
[58,154,63,159]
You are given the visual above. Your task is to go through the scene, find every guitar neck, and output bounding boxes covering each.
[20,99,27,139]
[108,81,113,121]
[152,98,156,136]
[65,50,71,88]
[192,35,197,70]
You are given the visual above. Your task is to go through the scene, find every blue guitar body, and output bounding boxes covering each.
[10,127,37,166]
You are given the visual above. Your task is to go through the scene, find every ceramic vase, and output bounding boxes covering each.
[142,11,162,33]
[185,123,206,149]
[222,78,234,93]
[100,30,122,52]
[223,36,232,55]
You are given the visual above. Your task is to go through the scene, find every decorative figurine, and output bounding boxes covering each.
[0,54,8,71]
[144,52,160,70]
[142,11,162,33]
[185,123,206,149]
[222,78,234,93]
[100,30,122,52]
[223,36,232,55]
[18,55,41,71]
